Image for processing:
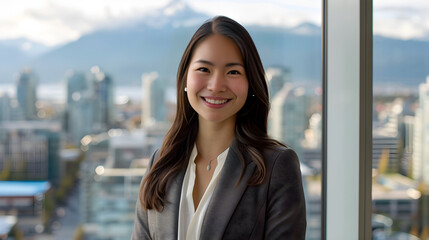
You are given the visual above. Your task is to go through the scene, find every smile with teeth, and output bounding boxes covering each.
[202,97,230,105]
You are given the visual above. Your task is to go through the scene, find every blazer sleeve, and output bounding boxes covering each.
[131,149,159,240]
[264,148,307,239]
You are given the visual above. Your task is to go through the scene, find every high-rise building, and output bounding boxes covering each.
[299,112,323,175]
[304,178,322,240]
[301,113,322,150]
[0,181,51,235]
[413,76,429,184]
[66,71,90,107]
[372,98,405,173]
[0,121,61,186]
[79,128,165,239]
[269,83,317,154]
[65,71,94,144]
[0,93,12,122]
[0,93,24,122]
[90,66,115,132]
[266,66,291,99]
[79,132,110,228]
[372,134,400,173]
[16,68,38,120]
[68,92,95,145]
[0,93,20,122]
[402,116,414,176]
[141,72,166,128]
[372,174,420,230]
[65,67,115,145]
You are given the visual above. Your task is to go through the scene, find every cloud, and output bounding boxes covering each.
[374,2,429,40]
[0,0,428,47]
[187,0,321,28]
[0,0,170,46]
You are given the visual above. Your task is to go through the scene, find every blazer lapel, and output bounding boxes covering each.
[200,140,255,239]
[148,168,186,239]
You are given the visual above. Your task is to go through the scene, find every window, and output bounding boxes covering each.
[0,1,323,239]
[372,0,429,238]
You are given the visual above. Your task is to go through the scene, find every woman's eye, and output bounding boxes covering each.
[197,67,209,73]
[228,70,240,75]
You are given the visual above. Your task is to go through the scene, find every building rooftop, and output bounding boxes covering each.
[0,120,61,131]
[372,174,420,200]
[61,148,82,161]
[96,167,147,177]
[0,181,51,197]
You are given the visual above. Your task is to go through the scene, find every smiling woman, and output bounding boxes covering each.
[186,34,249,124]
[132,16,306,239]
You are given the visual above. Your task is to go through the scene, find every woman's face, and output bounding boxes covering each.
[186,34,249,125]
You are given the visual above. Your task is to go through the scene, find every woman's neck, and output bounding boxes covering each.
[195,117,235,158]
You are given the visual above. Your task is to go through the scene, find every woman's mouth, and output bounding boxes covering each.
[201,97,231,105]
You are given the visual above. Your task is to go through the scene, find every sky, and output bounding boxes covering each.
[0,0,428,48]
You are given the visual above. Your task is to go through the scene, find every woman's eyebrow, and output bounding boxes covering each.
[225,62,244,67]
[194,59,213,65]
[193,59,243,67]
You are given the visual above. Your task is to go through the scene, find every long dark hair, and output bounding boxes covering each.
[140,16,283,211]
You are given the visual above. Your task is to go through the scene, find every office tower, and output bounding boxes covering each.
[300,113,322,174]
[372,98,404,173]
[301,113,322,150]
[0,181,50,234]
[16,68,38,120]
[90,66,115,132]
[65,67,115,145]
[403,116,414,154]
[0,94,25,121]
[372,134,400,173]
[65,71,94,144]
[305,178,321,240]
[413,76,429,184]
[0,121,61,186]
[79,132,110,228]
[269,83,316,155]
[141,72,166,128]
[266,66,291,99]
[372,174,420,232]
[401,116,414,176]
[66,71,90,107]
[68,92,95,145]
[79,128,164,239]
[0,93,13,122]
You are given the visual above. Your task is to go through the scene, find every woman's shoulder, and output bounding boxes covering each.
[147,148,161,168]
[262,145,301,174]
[263,145,299,162]
[262,145,303,194]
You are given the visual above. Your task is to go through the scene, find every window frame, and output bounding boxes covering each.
[322,0,373,238]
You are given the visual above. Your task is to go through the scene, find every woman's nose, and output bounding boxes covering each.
[207,72,226,92]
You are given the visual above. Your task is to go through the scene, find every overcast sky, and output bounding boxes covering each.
[1,0,428,47]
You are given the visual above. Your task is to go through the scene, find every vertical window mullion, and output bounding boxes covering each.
[325,0,372,238]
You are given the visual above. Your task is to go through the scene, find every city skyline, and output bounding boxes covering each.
[1,1,428,238]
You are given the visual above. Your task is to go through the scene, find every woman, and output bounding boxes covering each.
[132,16,306,239]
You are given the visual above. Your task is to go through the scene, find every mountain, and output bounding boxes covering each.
[0,38,53,83]
[0,43,27,82]
[21,23,322,86]
[29,25,197,86]
[373,36,429,85]
[0,38,52,57]
[0,2,428,87]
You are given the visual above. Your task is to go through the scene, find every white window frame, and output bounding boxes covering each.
[323,0,372,239]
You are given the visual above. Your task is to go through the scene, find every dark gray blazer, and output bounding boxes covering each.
[132,140,306,239]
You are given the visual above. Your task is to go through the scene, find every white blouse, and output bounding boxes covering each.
[178,145,229,240]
